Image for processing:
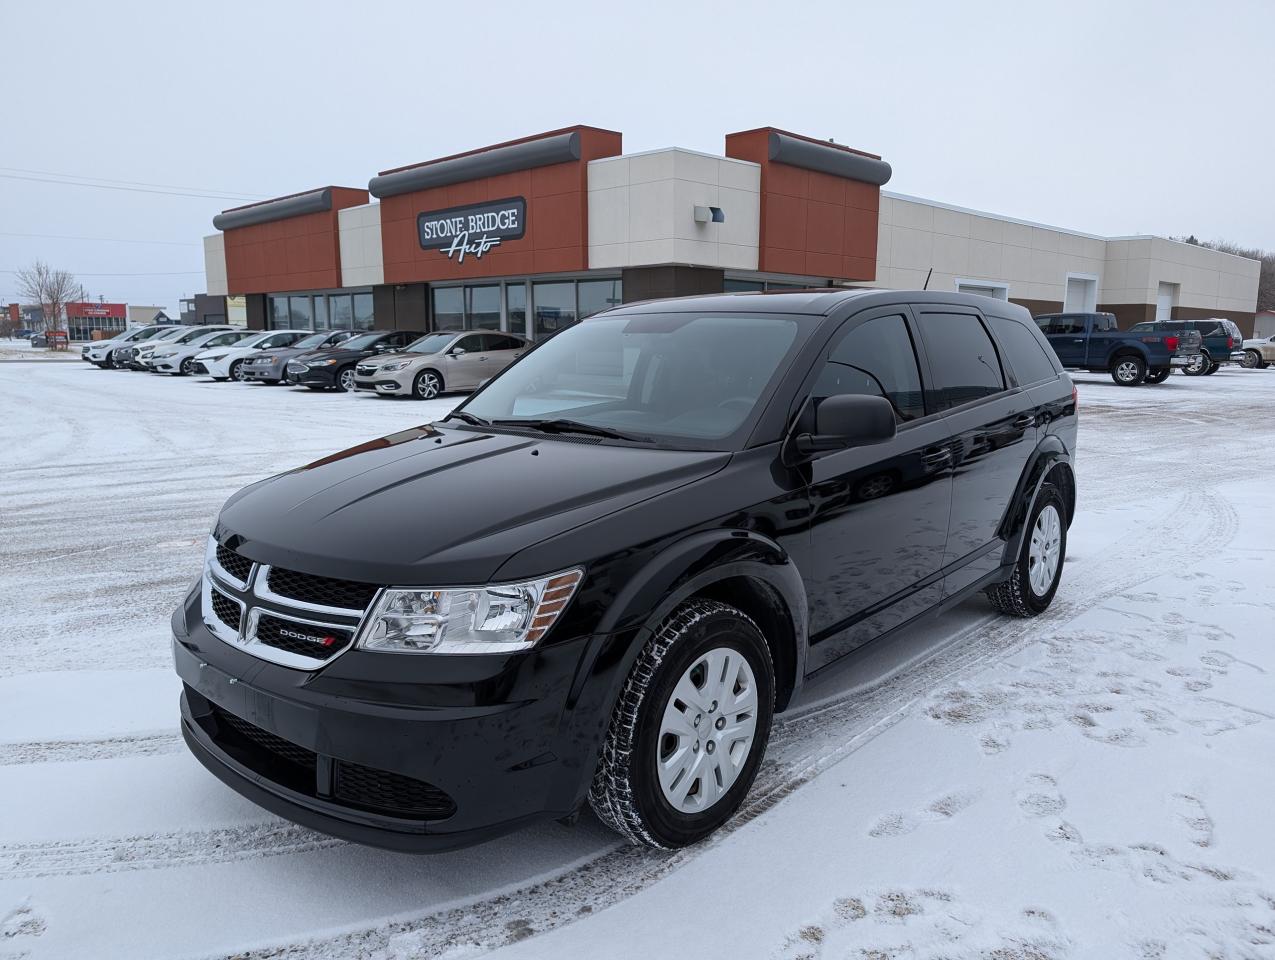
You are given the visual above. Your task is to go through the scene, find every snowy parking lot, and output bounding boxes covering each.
[2,358,1274,959]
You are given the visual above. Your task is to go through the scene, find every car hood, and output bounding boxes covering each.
[359,350,435,367]
[217,425,729,586]
[291,347,373,365]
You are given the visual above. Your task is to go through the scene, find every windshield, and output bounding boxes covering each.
[341,333,382,351]
[176,327,217,344]
[204,331,244,347]
[460,312,803,445]
[292,332,328,349]
[125,327,163,342]
[406,333,456,354]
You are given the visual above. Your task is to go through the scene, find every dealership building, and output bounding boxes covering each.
[202,124,1261,339]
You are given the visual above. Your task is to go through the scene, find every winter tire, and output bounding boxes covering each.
[336,367,356,393]
[1110,355,1146,386]
[1204,362,1220,375]
[986,483,1067,617]
[1144,367,1171,384]
[103,352,115,369]
[1242,350,1261,369]
[230,360,248,382]
[589,599,775,849]
[413,370,443,400]
[1183,354,1209,376]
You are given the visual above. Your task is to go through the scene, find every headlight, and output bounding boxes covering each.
[379,360,410,372]
[205,353,227,362]
[357,569,583,654]
[309,358,339,367]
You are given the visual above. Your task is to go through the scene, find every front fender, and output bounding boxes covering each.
[999,437,1074,566]
[552,530,808,814]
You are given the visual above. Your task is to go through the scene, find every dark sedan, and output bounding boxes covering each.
[241,329,357,384]
[286,330,425,392]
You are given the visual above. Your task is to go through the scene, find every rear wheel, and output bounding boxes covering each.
[986,484,1067,617]
[1242,350,1261,369]
[1144,367,1171,384]
[1183,354,1209,376]
[1204,361,1220,375]
[1110,355,1146,386]
[413,369,443,400]
[589,600,775,849]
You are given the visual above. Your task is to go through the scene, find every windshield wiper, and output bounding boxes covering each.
[490,418,652,443]
[444,410,490,427]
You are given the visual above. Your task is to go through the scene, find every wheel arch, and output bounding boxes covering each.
[998,439,1076,567]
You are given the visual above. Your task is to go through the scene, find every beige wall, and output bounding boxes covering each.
[203,234,227,297]
[871,192,1260,316]
[588,148,760,271]
[338,203,384,288]
[127,305,165,325]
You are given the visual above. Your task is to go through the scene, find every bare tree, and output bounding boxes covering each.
[15,260,82,333]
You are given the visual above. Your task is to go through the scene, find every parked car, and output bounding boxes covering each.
[29,333,49,348]
[81,324,173,368]
[116,325,191,369]
[285,330,425,392]
[151,329,252,375]
[1128,318,1245,376]
[354,331,530,399]
[1241,334,1275,369]
[240,329,358,384]
[1035,311,1201,385]
[175,289,1077,852]
[192,329,309,381]
[132,326,233,372]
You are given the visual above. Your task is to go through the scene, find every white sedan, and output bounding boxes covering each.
[149,328,245,375]
[193,329,309,381]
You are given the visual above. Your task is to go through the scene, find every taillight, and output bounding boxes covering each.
[1228,336,1235,349]
[1165,335,1179,352]
[1072,385,1078,408]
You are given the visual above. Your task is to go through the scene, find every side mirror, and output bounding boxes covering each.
[795,394,896,455]
[450,347,466,357]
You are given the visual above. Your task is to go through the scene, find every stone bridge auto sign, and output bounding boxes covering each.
[417,197,526,263]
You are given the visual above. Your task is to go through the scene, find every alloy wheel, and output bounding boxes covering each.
[180,357,194,375]
[1242,351,1260,369]
[231,361,248,382]
[656,647,759,814]
[1115,360,1141,384]
[1027,504,1062,596]
[338,368,356,392]
[415,371,441,399]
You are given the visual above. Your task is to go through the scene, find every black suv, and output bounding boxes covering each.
[174,290,1077,852]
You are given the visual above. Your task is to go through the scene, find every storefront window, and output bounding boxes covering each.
[329,294,353,329]
[466,286,501,330]
[533,282,577,338]
[269,295,290,329]
[289,296,312,329]
[353,293,374,330]
[506,283,527,337]
[578,279,622,318]
[432,288,463,331]
[313,295,329,330]
[724,279,765,293]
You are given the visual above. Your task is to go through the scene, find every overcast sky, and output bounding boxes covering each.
[2,0,1271,313]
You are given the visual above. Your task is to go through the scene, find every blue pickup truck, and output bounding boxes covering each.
[1034,312,1202,386]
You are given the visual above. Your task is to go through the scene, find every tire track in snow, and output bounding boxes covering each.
[0,732,182,767]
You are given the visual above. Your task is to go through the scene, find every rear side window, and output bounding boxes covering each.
[1038,316,1085,335]
[989,316,1059,385]
[811,314,925,422]
[916,312,1006,411]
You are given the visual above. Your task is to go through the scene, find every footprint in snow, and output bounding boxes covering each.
[1,899,47,941]
[868,790,980,838]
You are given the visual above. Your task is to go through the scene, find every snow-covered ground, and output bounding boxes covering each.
[0,339,80,362]
[2,361,1273,959]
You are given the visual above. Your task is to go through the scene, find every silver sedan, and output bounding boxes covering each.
[353,331,529,399]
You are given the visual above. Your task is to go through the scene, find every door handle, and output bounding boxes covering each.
[1013,414,1035,429]
[1072,338,1085,343]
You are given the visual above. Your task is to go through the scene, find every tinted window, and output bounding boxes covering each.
[1129,322,1154,333]
[811,314,925,423]
[406,333,456,354]
[989,316,1059,385]
[1039,316,1085,335]
[457,335,485,352]
[916,313,1006,411]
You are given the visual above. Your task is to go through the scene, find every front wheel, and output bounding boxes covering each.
[589,600,775,849]
[986,484,1067,617]
[413,369,443,399]
[102,352,115,369]
[1144,367,1171,384]
[1203,361,1220,375]
[179,357,195,376]
[1110,355,1146,386]
[229,360,249,382]
[1241,350,1261,369]
[335,367,356,393]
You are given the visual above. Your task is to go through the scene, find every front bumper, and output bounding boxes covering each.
[171,590,606,851]
[286,362,339,387]
[152,358,180,372]
[354,375,411,395]
[243,363,285,382]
